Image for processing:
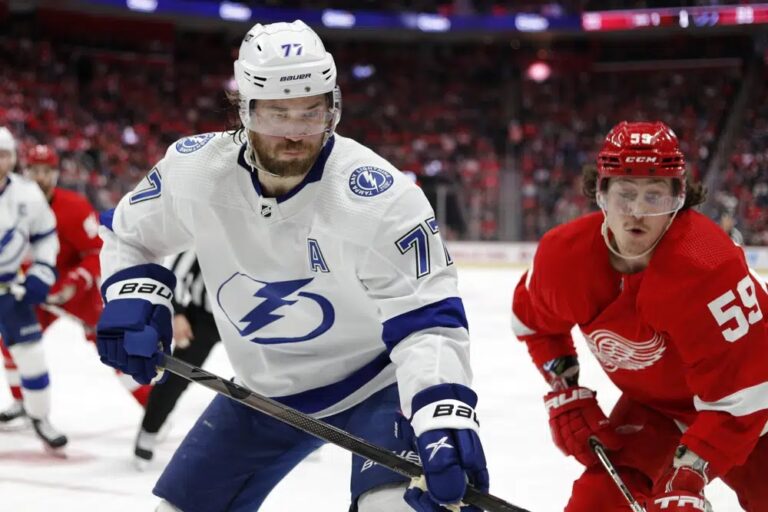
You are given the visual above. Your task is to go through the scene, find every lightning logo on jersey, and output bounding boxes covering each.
[217,273,335,344]
[349,166,394,197]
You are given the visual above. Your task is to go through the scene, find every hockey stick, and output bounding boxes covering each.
[32,291,529,510]
[589,437,646,512]
[160,354,531,512]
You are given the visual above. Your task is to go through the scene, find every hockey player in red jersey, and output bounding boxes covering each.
[0,145,152,425]
[512,121,768,511]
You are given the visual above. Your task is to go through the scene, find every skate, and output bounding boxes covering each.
[31,417,68,450]
[0,400,26,423]
[134,428,158,471]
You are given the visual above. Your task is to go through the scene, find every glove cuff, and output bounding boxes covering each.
[544,386,596,417]
[64,267,94,290]
[410,383,479,436]
[101,264,176,311]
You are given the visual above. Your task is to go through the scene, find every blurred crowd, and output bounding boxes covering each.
[718,67,768,245]
[243,0,749,15]
[0,10,764,243]
[514,63,740,240]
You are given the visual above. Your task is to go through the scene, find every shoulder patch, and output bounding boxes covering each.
[349,166,394,198]
[175,133,216,154]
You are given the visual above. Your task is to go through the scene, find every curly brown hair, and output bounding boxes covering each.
[581,164,707,211]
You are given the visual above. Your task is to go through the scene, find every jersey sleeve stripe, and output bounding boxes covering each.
[693,381,768,417]
[381,297,468,353]
[99,208,115,232]
[29,227,56,244]
[511,309,535,336]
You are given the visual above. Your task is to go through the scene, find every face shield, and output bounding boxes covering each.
[244,100,335,138]
[597,178,685,217]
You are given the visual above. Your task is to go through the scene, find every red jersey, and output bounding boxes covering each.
[44,187,102,327]
[512,209,768,477]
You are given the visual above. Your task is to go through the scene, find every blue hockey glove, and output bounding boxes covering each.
[404,384,489,512]
[96,264,176,385]
[17,274,52,305]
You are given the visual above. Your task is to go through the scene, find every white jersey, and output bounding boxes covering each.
[100,133,472,418]
[0,174,58,286]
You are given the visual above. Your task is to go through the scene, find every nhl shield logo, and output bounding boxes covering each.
[175,133,216,154]
[349,166,394,197]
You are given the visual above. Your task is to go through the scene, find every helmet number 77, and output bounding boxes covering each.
[281,43,303,57]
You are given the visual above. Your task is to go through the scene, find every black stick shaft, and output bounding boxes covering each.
[161,354,530,512]
[589,437,646,512]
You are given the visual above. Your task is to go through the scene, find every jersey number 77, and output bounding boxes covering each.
[396,217,453,279]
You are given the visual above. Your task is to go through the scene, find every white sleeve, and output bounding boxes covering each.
[100,160,193,282]
[358,185,472,418]
[27,190,59,286]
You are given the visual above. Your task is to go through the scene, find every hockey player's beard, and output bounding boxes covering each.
[250,136,322,178]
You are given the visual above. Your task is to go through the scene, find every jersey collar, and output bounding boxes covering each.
[238,135,335,204]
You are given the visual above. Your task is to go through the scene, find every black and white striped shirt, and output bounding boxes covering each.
[165,250,212,314]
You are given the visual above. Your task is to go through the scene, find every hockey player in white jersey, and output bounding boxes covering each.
[96,20,489,512]
[0,127,67,449]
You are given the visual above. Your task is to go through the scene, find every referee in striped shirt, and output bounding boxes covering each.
[134,249,220,468]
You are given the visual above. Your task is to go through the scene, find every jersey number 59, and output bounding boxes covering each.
[707,275,764,342]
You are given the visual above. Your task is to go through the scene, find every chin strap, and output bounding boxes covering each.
[600,208,679,262]
[244,142,280,178]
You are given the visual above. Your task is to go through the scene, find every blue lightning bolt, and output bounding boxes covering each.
[361,170,378,190]
[238,278,314,336]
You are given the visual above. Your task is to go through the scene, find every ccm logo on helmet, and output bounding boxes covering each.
[624,156,658,163]
[280,73,311,82]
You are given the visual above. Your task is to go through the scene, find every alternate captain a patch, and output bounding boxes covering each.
[349,166,394,197]
[175,133,216,154]
[308,239,330,273]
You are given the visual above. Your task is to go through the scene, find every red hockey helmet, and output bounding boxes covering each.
[26,144,59,168]
[596,121,686,216]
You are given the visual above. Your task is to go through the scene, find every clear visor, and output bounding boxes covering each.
[599,183,685,217]
[246,104,335,137]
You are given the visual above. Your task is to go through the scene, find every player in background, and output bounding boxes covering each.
[718,208,744,245]
[0,129,66,449]
[0,145,152,426]
[96,20,489,512]
[511,121,768,511]
[134,249,221,469]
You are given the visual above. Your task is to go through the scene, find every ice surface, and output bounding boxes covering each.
[0,267,742,511]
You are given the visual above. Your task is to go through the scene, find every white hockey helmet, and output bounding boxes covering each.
[0,126,17,169]
[234,20,341,141]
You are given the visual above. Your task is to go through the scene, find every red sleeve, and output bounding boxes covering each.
[63,197,102,285]
[512,242,578,370]
[653,257,768,477]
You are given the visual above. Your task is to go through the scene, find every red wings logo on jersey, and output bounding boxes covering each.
[584,329,666,372]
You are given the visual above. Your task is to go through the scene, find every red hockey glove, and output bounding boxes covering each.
[544,386,621,466]
[647,446,712,512]
[48,268,93,305]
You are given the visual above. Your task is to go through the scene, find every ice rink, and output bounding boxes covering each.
[0,266,743,511]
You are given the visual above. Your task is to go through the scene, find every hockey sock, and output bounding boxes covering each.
[8,341,51,420]
[115,370,152,407]
[1,342,23,400]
